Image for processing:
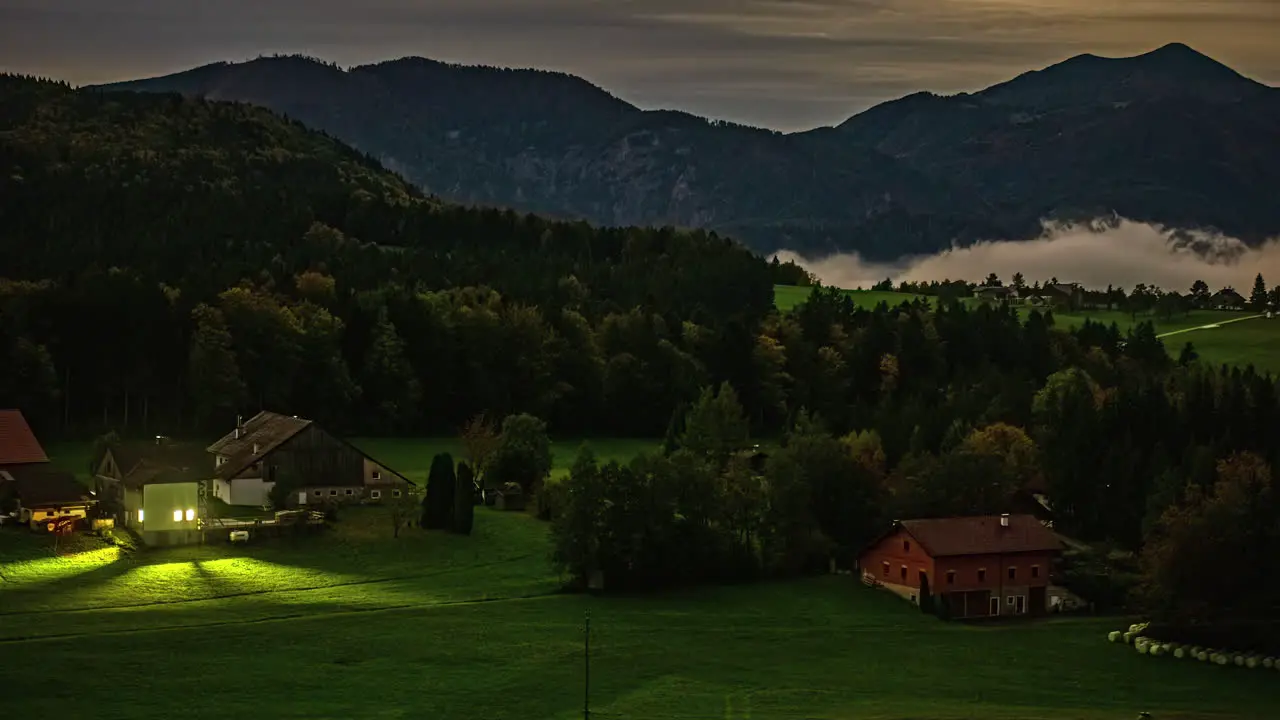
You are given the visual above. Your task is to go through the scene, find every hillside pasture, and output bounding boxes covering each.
[2,509,1278,719]
[774,285,927,312]
[774,284,1280,374]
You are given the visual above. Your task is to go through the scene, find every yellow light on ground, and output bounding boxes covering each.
[138,509,144,522]
[172,509,182,522]
[185,508,195,522]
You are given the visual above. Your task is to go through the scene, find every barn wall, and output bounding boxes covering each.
[265,426,363,492]
[858,527,937,593]
[228,477,274,507]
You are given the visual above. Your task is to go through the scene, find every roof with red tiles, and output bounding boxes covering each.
[897,514,1064,558]
[0,410,49,466]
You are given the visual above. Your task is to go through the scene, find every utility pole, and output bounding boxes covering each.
[583,612,591,720]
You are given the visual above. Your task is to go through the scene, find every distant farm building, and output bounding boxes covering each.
[92,411,414,545]
[1209,288,1246,309]
[209,411,413,508]
[858,514,1064,618]
[0,409,94,530]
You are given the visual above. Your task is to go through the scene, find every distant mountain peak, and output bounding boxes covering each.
[979,43,1269,109]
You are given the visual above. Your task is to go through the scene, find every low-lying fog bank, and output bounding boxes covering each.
[774,220,1280,292]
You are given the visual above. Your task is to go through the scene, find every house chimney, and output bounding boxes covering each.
[1000,513,1010,528]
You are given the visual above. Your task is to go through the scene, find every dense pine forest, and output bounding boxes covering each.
[2,75,1278,631]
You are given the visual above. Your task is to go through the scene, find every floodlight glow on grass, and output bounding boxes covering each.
[185,509,195,522]
[173,510,182,522]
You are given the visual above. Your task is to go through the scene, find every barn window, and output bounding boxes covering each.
[1031,565,1040,579]
[1008,567,1017,581]
[329,489,337,496]
[978,568,987,582]
[392,489,402,498]
[881,562,889,576]
[371,490,382,500]
[902,540,910,552]
[345,489,353,496]
[1007,595,1016,606]
[372,471,382,481]
[313,490,322,497]
[899,565,907,581]
[946,570,955,585]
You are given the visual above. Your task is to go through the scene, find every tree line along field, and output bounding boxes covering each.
[2,506,1278,720]
[774,285,1280,375]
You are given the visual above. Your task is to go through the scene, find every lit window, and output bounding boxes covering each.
[173,510,183,522]
[138,509,145,522]
[185,509,195,522]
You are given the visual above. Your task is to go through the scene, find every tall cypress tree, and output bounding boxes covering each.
[453,462,476,535]
[423,453,454,529]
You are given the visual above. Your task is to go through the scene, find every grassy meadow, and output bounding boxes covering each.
[3,505,1279,720]
[774,285,1280,375]
[14,418,1279,718]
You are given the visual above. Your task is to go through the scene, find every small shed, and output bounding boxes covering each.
[493,483,525,512]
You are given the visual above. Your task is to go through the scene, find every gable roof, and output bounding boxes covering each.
[892,515,1063,557]
[101,441,209,482]
[208,411,312,480]
[0,410,49,466]
[0,466,93,507]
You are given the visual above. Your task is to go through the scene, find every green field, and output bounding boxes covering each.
[774,285,1280,374]
[773,285,928,312]
[3,490,1278,718]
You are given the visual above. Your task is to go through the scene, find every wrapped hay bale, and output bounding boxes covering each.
[1173,648,1186,659]
[1246,657,1259,669]
[1108,631,1122,643]
[1264,657,1275,669]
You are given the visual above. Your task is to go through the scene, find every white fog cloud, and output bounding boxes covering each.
[774,219,1280,293]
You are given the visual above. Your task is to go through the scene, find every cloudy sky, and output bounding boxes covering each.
[1,0,1277,129]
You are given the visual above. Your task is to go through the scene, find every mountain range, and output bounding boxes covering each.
[94,43,1280,261]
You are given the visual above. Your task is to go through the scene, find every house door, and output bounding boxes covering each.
[989,597,1000,616]
[1015,595,1026,614]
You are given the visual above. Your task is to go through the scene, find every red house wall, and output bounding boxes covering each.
[858,527,936,599]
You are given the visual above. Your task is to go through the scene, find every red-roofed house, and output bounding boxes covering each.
[858,514,1064,618]
[0,409,95,530]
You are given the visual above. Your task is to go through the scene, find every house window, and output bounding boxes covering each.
[371,490,382,500]
[215,456,225,467]
[392,489,401,498]
[252,443,259,454]
[899,565,907,581]
[138,509,145,522]
[978,568,987,582]
[1007,595,1016,606]
[313,490,322,497]
[903,540,910,552]
[329,489,337,496]
[1008,567,1017,581]
[882,561,890,576]
[946,570,955,585]
[372,471,382,481]
[172,510,183,522]
[1031,565,1040,579]
[345,489,353,496]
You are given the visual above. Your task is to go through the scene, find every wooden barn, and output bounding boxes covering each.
[858,514,1064,618]
[208,411,413,508]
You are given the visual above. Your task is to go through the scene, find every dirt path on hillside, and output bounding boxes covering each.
[1156,314,1265,339]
